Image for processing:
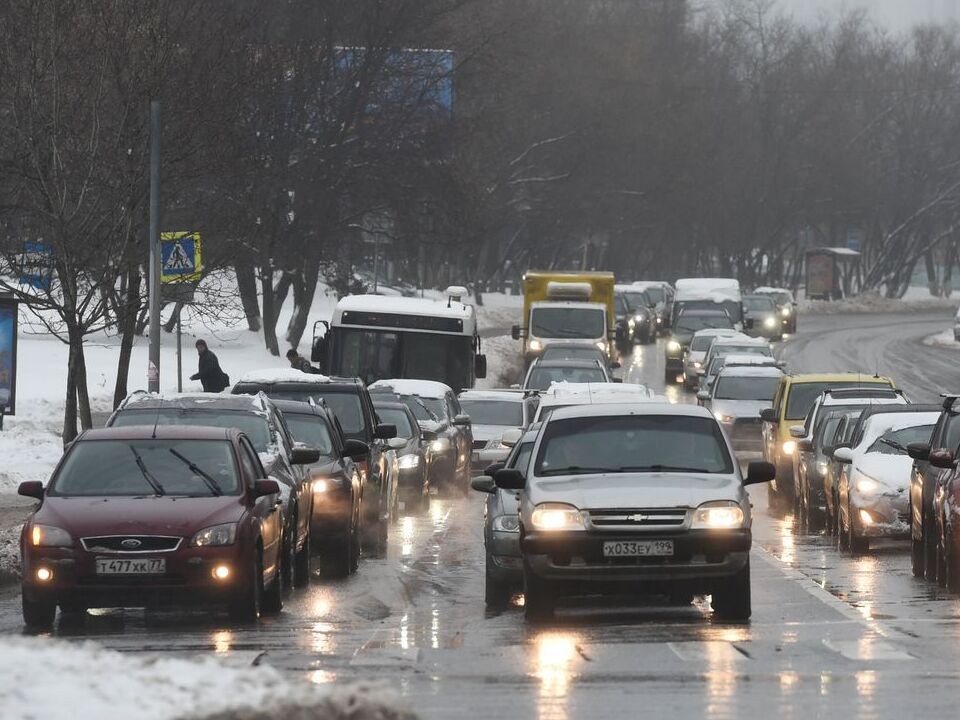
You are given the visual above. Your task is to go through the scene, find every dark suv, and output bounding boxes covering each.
[231,370,396,554]
[107,392,318,589]
[909,394,960,579]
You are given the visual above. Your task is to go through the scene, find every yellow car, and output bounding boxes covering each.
[761,373,895,508]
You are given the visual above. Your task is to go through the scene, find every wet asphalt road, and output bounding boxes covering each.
[4,310,960,718]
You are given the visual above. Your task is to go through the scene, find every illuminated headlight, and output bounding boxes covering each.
[492,515,520,533]
[667,340,682,354]
[633,314,646,325]
[782,440,797,456]
[596,341,607,352]
[817,461,829,477]
[693,361,702,369]
[714,412,734,424]
[191,523,237,547]
[691,501,745,529]
[211,564,231,581]
[529,339,543,352]
[431,438,451,453]
[35,567,53,582]
[656,317,663,324]
[628,318,636,329]
[764,316,777,329]
[855,475,880,495]
[313,478,342,493]
[398,454,420,470]
[30,524,73,548]
[530,503,585,532]
[781,307,791,317]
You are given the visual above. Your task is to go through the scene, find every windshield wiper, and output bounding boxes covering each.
[540,465,618,476]
[879,438,907,454]
[619,465,713,473]
[128,447,166,496]
[169,449,223,496]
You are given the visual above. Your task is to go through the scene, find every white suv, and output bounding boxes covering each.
[495,404,775,622]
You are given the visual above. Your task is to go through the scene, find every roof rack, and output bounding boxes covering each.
[824,387,903,398]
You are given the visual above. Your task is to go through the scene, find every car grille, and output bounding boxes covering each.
[587,508,687,529]
[80,536,183,553]
[472,440,488,450]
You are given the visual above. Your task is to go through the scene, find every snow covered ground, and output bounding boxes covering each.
[923,329,960,350]
[0,636,414,720]
[802,287,960,315]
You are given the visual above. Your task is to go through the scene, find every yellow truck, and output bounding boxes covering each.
[510,271,616,364]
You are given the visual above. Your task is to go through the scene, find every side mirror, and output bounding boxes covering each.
[832,447,854,463]
[311,336,327,364]
[471,476,496,494]
[697,390,710,403]
[453,414,471,426]
[485,461,506,478]
[610,361,622,369]
[511,325,521,341]
[760,408,778,423]
[744,461,776,486]
[375,423,398,440]
[290,446,321,465]
[253,478,281,498]
[612,377,623,384]
[494,468,526,490]
[387,437,407,451]
[930,449,956,469]
[18,481,44,501]
[907,442,931,462]
[798,439,813,452]
[501,428,523,448]
[342,439,370,461]
[789,425,806,439]
[475,354,487,379]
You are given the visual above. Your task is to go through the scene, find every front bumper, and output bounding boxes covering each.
[522,529,751,594]
[852,493,910,538]
[22,544,249,608]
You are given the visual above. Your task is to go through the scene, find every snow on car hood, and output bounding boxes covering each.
[526,472,742,511]
[258,450,293,504]
[472,424,518,442]
[856,453,914,491]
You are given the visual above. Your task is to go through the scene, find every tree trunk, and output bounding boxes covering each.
[285,259,320,350]
[272,271,293,327]
[75,340,93,430]
[925,250,939,297]
[113,267,142,408]
[260,260,280,356]
[235,259,262,331]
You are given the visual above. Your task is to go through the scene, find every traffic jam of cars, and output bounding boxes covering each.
[15,273,958,634]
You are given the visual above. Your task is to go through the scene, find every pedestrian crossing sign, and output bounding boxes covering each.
[160,232,202,283]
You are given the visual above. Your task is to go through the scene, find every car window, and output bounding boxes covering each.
[509,441,535,476]
[52,439,242,496]
[690,335,716,352]
[459,399,524,426]
[713,376,780,401]
[675,314,734,334]
[374,408,414,438]
[238,440,261,484]
[111,409,272,452]
[283,414,335,455]
[534,414,733,476]
[867,425,935,455]
[526,366,607,391]
[541,347,605,362]
[943,414,960,452]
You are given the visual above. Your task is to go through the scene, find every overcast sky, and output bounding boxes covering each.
[775,0,958,30]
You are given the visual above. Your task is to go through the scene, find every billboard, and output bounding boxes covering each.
[0,298,18,415]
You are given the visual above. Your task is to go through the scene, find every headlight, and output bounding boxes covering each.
[530,503,585,531]
[313,477,344,493]
[596,341,607,352]
[431,438,451,453]
[855,475,880,495]
[782,440,796,456]
[30,524,73,548]
[714,412,734,423]
[693,361,702,369]
[398,454,420,470]
[492,515,520,533]
[529,339,543,352]
[628,318,636,329]
[633,314,645,325]
[691,501,745,529]
[656,317,663,324]
[781,307,791,317]
[817,461,829,477]
[667,340,682,354]
[191,523,237,547]
[764,317,777,329]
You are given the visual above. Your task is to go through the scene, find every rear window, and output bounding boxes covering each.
[526,366,607,391]
[283,415,335,455]
[785,382,892,421]
[713,376,780,401]
[690,336,715,352]
[459,399,523,426]
[375,408,414,438]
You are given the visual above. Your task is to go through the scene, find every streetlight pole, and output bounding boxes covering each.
[147,100,162,392]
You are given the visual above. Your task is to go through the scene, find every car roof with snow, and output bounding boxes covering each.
[118,391,273,414]
[369,379,453,398]
[858,411,941,443]
[235,369,343,385]
[691,329,746,340]
[674,278,741,302]
[539,381,656,400]
[632,280,672,289]
[80,425,238,441]
[712,336,771,348]
[457,389,527,402]
[548,402,712,422]
[716,364,784,378]
[336,294,476,321]
[754,286,794,296]
[720,354,779,367]
[531,359,604,369]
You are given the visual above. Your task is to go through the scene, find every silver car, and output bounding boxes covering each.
[699,365,784,454]
[495,404,775,622]
[458,389,536,472]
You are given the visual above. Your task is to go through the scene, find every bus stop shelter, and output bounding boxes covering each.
[805,247,861,300]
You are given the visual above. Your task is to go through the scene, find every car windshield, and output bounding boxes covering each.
[402,395,446,422]
[459,399,523,426]
[255,388,367,441]
[283,415,335,455]
[534,414,733,476]
[786,382,892,421]
[111,409,272,453]
[619,291,649,312]
[713,376,780,401]
[530,307,605,339]
[867,424,935,455]
[527,366,607,391]
[690,335,718,352]
[815,415,844,449]
[541,346,604,362]
[743,297,775,311]
[51,439,241,496]
[375,408,414,438]
[641,286,665,303]
[676,314,733,334]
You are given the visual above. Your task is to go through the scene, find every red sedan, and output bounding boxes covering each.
[19,425,284,628]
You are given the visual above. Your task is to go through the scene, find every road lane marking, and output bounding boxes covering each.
[822,638,915,661]
[668,641,746,662]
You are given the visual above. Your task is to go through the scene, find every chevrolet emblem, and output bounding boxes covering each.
[628,513,648,523]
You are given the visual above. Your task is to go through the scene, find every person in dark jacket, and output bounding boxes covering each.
[286,348,319,374]
[190,340,230,392]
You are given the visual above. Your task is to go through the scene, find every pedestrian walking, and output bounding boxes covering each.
[287,348,320,374]
[190,339,230,392]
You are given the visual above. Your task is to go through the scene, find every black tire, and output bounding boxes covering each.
[350,515,361,572]
[281,524,296,590]
[22,594,56,629]
[848,504,869,554]
[712,559,751,622]
[229,555,263,624]
[323,528,353,579]
[485,563,512,610]
[664,368,676,385]
[293,522,311,588]
[523,560,555,623]
[837,498,850,551]
[925,518,939,582]
[911,534,926,578]
[262,555,283,615]
[946,530,960,593]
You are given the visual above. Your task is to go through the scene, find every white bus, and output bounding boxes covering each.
[312,286,487,391]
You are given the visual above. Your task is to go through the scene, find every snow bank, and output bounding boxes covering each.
[0,636,414,720]
[477,335,523,388]
[802,291,959,315]
[923,329,960,350]
[369,379,452,398]
[0,522,21,580]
